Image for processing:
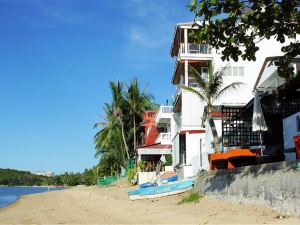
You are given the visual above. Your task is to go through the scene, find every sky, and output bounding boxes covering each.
[0,0,194,174]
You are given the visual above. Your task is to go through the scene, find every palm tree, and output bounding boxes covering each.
[183,62,243,152]
[94,103,126,174]
[109,81,130,160]
[126,78,152,156]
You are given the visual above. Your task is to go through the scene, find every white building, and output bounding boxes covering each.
[163,21,298,178]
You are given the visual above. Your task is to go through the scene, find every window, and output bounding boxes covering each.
[222,66,244,76]
[179,134,186,164]
[233,67,239,76]
[238,67,244,76]
[201,67,208,81]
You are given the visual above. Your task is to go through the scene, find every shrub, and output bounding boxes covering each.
[164,155,172,166]
[127,168,136,184]
[178,192,203,205]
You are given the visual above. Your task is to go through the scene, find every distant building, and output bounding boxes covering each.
[44,171,55,177]
[34,171,42,176]
[34,171,55,177]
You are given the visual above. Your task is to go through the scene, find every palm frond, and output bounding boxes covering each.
[188,65,207,91]
[214,82,245,101]
[182,86,207,103]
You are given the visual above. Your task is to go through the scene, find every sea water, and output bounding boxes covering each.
[0,186,63,208]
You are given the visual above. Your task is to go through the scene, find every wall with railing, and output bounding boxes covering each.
[155,106,173,125]
[179,43,211,55]
[155,132,172,145]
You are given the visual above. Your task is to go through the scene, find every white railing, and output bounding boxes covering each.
[155,105,173,125]
[155,132,172,145]
[188,82,200,88]
[179,43,211,55]
[160,105,173,114]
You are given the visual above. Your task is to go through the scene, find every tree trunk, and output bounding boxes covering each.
[208,115,219,152]
[120,119,130,160]
[133,115,136,155]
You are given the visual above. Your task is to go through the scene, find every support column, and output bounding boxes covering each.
[184,28,188,54]
[184,60,188,86]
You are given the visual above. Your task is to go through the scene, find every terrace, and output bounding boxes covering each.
[155,105,173,126]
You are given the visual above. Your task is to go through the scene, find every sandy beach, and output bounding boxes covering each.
[0,179,299,224]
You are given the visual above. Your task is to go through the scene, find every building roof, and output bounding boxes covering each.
[253,56,300,91]
[137,143,172,156]
[170,21,202,57]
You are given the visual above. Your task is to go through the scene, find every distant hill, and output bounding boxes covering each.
[0,168,45,186]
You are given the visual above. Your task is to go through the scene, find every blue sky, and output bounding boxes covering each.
[0,0,193,174]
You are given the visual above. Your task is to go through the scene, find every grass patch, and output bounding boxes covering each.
[178,192,203,205]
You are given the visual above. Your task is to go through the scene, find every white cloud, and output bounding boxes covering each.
[32,0,91,26]
[117,0,191,68]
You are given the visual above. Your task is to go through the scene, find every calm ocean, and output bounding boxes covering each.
[0,186,63,208]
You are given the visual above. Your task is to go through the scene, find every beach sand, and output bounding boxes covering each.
[0,179,299,224]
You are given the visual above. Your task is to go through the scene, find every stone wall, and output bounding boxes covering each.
[194,160,300,216]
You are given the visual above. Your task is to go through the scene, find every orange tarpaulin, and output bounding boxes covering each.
[209,149,258,170]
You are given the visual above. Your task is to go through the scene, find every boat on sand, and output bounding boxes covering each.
[128,179,193,200]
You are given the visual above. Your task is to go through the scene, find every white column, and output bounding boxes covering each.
[184,60,188,86]
[184,28,188,54]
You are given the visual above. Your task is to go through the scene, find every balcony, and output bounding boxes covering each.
[178,43,212,60]
[155,106,173,126]
[155,132,172,145]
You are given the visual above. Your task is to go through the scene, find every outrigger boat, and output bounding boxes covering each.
[128,179,194,200]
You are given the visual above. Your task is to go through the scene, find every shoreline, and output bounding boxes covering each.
[0,181,299,224]
[0,195,23,213]
[0,185,65,210]
[0,185,64,188]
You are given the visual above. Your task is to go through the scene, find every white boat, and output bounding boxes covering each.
[128,179,193,200]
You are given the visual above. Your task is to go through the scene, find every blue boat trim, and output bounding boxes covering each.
[160,175,178,183]
[128,179,193,196]
[139,182,157,188]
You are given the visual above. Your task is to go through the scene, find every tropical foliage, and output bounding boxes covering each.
[94,78,155,177]
[0,168,98,186]
[183,62,243,151]
[188,0,299,80]
[47,169,96,186]
[0,168,43,186]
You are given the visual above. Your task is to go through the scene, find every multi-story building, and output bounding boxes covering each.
[137,109,172,165]
[161,21,295,178]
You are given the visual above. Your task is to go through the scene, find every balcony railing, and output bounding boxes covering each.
[179,43,211,55]
[155,132,172,145]
[155,105,173,125]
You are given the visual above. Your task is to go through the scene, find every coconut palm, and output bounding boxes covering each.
[126,78,153,156]
[94,103,126,174]
[94,79,157,176]
[109,81,130,160]
[183,62,243,152]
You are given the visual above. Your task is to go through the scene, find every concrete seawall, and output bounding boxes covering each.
[194,160,300,216]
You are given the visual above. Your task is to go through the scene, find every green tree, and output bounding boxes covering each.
[110,81,130,160]
[94,79,157,176]
[188,0,299,81]
[183,62,243,151]
[126,78,152,157]
[94,103,126,175]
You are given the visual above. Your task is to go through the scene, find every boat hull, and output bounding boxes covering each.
[129,186,192,200]
[128,179,194,200]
